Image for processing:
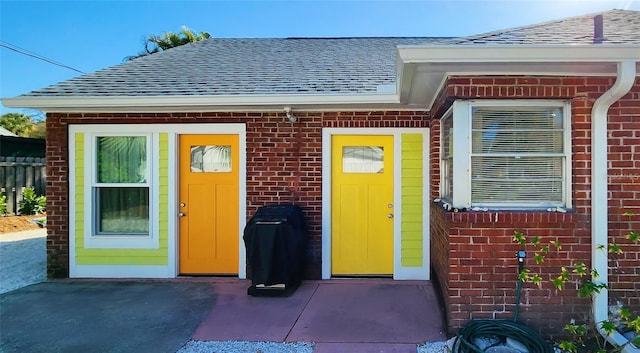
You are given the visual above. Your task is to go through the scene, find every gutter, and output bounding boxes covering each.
[1,93,405,113]
[591,60,638,353]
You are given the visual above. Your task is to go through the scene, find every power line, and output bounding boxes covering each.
[0,40,86,74]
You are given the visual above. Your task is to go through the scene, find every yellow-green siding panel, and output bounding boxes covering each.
[75,134,85,250]
[158,133,169,250]
[75,133,170,266]
[400,134,423,267]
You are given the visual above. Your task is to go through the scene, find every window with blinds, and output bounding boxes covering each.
[440,100,571,209]
[440,113,454,200]
[471,106,565,207]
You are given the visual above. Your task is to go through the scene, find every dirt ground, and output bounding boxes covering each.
[0,215,45,234]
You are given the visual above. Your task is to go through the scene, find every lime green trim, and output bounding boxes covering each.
[401,134,423,267]
[75,133,85,249]
[75,133,169,266]
[158,133,169,251]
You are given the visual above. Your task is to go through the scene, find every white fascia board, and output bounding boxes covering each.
[397,56,416,105]
[1,93,401,112]
[397,45,640,64]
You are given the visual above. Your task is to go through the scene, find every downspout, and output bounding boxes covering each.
[591,60,638,352]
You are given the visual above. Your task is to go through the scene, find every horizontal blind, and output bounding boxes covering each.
[441,114,454,200]
[471,106,564,207]
[472,107,564,154]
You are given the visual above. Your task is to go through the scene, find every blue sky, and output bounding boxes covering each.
[1,0,639,116]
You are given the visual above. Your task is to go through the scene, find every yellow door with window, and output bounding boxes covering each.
[179,134,239,274]
[331,135,394,275]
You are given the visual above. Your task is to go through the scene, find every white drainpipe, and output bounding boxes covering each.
[591,60,638,352]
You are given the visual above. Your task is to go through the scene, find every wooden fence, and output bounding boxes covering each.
[0,157,46,215]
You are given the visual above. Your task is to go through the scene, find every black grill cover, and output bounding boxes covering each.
[243,205,308,291]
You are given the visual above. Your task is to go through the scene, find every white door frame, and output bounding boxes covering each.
[321,128,430,280]
[174,124,247,279]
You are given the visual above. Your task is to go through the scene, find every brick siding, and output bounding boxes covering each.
[44,75,639,339]
[430,75,640,336]
[44,111,428,279]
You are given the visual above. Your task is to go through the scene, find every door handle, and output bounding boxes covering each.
[178,212,186,217]
[387,213,394,218]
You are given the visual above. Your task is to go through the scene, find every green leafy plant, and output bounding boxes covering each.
[0,193,7,215]
[18,187,46,215]
[513,211,639,353]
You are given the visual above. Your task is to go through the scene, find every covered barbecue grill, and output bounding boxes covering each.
[243,204,308,296]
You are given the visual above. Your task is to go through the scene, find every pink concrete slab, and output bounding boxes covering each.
[287,280,446,344]
[192,280,317,342]
[313,343,418,353]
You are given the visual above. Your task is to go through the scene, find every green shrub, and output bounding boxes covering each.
[0,193,7,215]
[514,211,639,353]
[18,187,46,215]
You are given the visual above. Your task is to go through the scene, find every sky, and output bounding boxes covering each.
[1,0,639,117]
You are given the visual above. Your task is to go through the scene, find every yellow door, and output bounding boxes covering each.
[331,135,394,275]
[179,134,239,274]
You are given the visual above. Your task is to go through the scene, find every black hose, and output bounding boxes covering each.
[514,278,522,322]
[451,253,553,352]
[453,320,554,353]
[514,259,524,322]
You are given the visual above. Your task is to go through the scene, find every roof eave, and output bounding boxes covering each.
[395,45,640,110]
[1,93,417,113]
[397,44,640,63]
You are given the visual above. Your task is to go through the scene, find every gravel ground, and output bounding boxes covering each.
[177,341,315,353]
[0,229,47,294]
[418,341,448,353]
[178,341,449,353]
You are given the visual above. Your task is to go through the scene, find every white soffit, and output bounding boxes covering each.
[397,45,640,110]
[1,93,409,113]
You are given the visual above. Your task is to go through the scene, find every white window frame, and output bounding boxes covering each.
[81,130,159,249]
[92,133,152,236]
[443,100,572,210]
[439,107,454,201]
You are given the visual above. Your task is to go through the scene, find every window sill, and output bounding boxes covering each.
[433,199,570,213]
[432,200,579,226]
[84,234,158,249]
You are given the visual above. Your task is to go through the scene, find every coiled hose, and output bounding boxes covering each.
[452,255,554,352]
[453,319,554,353]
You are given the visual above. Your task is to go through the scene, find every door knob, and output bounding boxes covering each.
[387,213,394,218]
[180,202,186,207]
[178,212,186,217]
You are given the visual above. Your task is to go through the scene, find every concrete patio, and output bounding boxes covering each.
[1,228,446,352]
[0,278,446,353]
[193,278,447,353]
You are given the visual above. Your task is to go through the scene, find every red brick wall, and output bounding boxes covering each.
[45,114,70,277]
[431,209,592,335]
[607,79,640,311]
[45,110,428,279]
[429,75,640,337]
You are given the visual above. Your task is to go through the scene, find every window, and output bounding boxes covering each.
[440,114,453,200]
[342,146,384,173]
[190,145,231,172]
[441,101,571,209]
[94,136,150,235]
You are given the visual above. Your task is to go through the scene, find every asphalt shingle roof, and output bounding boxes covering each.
[14,9,640,99]
[21,38,444,98]
[446,9,640,45]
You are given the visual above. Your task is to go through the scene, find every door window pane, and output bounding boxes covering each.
[97,187,149,234]
[97,136,147,183]
[191,145,232,172]
[343,146,384,173]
